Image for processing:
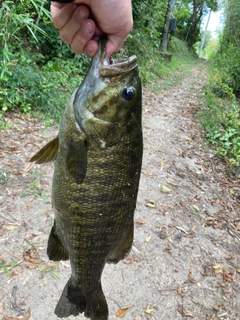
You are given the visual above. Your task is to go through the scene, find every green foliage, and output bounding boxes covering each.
[198,70,240,166]
[197,0,240,168]
[0,0,50,78]
[124,30,197,86]
[0,0,90,122]
[0,0,205,126]
[0,54,89,121]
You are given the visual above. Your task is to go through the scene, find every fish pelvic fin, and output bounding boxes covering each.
[30,137,58,164]
[55,277,108,320]
[106,221,133,263]
[47,221,69,261]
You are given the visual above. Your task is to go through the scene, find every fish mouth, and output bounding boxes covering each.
[100,55,137,77]
[93,36,137,77]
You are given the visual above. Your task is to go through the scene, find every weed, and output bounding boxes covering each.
[40,262,60,279]
[199,301,207,309]
[21,170,49,200]
[0,260,18,277]
[0,168,10,184]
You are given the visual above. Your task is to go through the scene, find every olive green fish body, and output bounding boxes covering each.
[30,38,142,320]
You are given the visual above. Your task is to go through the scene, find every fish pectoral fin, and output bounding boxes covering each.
[107,222,134,264]
[47,221,69,261]
[66,138,87,184]
[30,137,59,164]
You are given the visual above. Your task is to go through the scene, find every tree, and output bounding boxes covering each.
[159,0,176,52]
[173,0,218,48]
[186,0,218,47]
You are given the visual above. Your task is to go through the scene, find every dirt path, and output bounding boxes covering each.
[0,61,240,320]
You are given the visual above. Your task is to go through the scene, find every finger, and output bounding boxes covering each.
[70,20,96,55]
[83,40,99,58]
[51,2,77,29]
[59,6,90,44]
[105,35,125,57]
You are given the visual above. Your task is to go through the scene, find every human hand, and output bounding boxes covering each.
[51,0,133,57]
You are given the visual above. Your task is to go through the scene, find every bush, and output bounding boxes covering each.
[0,0,90,122]
[198,73,240,166]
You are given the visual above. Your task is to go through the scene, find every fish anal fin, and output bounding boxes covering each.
[47,221,69,261]
[30,137,58,164]
[107,222,134,264]
[66,138,87,184]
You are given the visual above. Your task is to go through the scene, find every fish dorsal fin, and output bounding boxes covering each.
[30,137,59,164]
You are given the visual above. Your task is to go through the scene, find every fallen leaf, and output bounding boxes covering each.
[145,306,154,314]
[212,264,221,269]
[183,310,195,317]
[177,286,183,295]
[222,269,235,282]
[221,282,228,287]
[135,219,147,225]
[159,227,167,239]
[116,305,133,318]
[222,289,230,294]
[166,177,177,186]
[145,201,156,208]
[212,305,221,311]
[158,184,171,193]
[6,226,17,231]
[122,254,139,264]
[189,278,197,283]
[188,267,193,277]
[192,205,199,212]
[177,305,194,317]
[215,269,223,276]
[25,262,38,269]
[3,308,31,320]
[145,237,151,243]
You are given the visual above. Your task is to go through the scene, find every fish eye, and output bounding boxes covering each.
[122,87,135,101]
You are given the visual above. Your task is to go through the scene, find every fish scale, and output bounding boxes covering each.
[30,37,142,320]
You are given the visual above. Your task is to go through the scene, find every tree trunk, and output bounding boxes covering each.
[186,0,205,47]
[159,0,174,52]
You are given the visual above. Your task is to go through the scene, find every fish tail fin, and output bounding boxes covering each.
[85,287,108,320]
[55,277,86,318]
[55,277,108,320]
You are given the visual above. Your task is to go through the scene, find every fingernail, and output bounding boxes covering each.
[79,8,87,19]
[72,4,77,11]
[84,21,93,34]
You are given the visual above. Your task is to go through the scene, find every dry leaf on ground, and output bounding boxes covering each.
[116,305,133,318]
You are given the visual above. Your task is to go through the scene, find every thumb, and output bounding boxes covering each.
[105,35,125,58]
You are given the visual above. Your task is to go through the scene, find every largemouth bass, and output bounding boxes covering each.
[30,37,142,320]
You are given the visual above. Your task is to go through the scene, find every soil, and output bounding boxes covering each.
[0,61,240,320]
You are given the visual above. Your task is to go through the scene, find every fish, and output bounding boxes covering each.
[30,37,142,320]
